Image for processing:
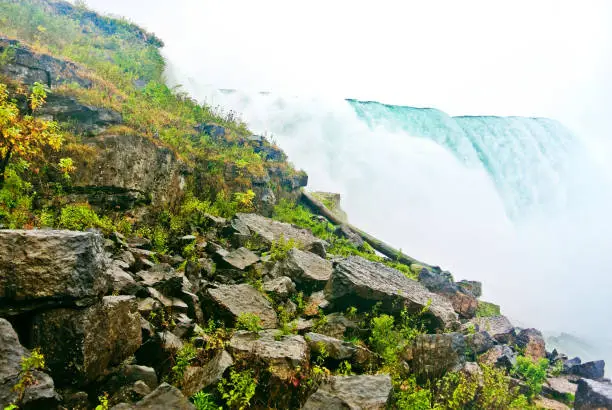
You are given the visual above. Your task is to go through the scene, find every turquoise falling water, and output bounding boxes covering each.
[348,99,581,220]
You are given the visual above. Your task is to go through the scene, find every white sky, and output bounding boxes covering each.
[78,0,612,152]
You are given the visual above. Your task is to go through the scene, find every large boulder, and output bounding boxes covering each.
[403,333,467,379]
[231,213,327,257]
[111,383,195,410]
[515,328,546,361]
[325,256,458,330]
[569,360,606,380]
[468,315,515,344]
[0,230,110,315]
[303,374,392,410]
[0,319,59,409]
[228,330,309,382]
[181,350,233,397]
[478,345,517,370]
[30,296,142,386]
[280,248,333,292]
[204,284,277,328]
[574,378,612,410]
[542,377,578,402]
[417,267,478,319]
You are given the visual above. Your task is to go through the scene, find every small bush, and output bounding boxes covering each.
[235,313,263,333]
[476,301,501,317]
[217,369,257,410]
[192,391,221,410]
[266,236,298,262]
[171,343,198,385]
[512,356,548,401]
[58,203,113,233]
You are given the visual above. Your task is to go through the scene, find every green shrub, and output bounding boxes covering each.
[171,343,198,385]
[235,313,263,333]
[512,356,548,401]
[266,236,298,262]
[58,204,115,233]
[192,391,221,410]
[476,301,501,317]
[217,369,257,410]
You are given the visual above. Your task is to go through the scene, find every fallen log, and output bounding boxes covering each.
[300,191,440,272]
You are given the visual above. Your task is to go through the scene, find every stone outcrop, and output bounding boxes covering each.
[469,315,515,343]
[0,230,110,315]
[515,328,546,361]
[303,374,392,410]
[569,360,606,380]
[181,350,233,398]
[326,256,459,330]
[404,333,467,379]
[305,332,376,370]
[111,383,195,410]
[417,266,478,319]
[30,296,142,386]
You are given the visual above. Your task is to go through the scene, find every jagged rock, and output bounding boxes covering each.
[457,280,482,298]
[231,213,327,257]
[0,37,91,88]
[535,397,570,410]
[0,230,110,315]
[181,350,233,397]
[135,332,183,376]
[334,225,364,248]
[281,248,333,291]
[563,357,582,373]
[140,318,155,343]
[469,315,515,343]
[111,383,195,410]
[296,318,315,333]
[418,267,478,319]
[305,290,330,316]
[147,287,188,313]
[132,380,152,398]
[0,319,59,408]
[71,134,187,211]
[59,390,89,410]
[263,276,296,298]
[542,377,578,401]
[171,313,195,339]
[575,378,612,409]
[314,313,360,339]
[120,365,158,390]
[516,328,546,361]
[116,250,137,271]
[569,360,606,380]
[404,333,467,379]
[108,262,140,295]
[478,345,517,370]
[302,374,392,410]
[228,330,309,382]
[137,298,161,318]
[465,331,496,356]
[326,256,458,330]
[204,284,277,328]
[39,93,122,135]
[305,332,376,370]
[219,247,260,270]
[30,296,141,386]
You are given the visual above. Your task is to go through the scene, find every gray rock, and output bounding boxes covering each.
[205,284,277,328]
[314,313,360,339]
[465,331,496,356]
[108,262,139,295]
[303,374,392,410]
[132,380,152,398]
[457,280,482,298]
[570,361,606,380]
[516,328,546,361]
[404,333,467,379]
[137,298,161,318]
[478,345,517,370]
[0,319,59,408]
[418,267,478,319]
[220,247,260,270]
[542,377,578,401]
[282,248,333,291]
[306,332,376,370]
[121,365,158,389]
[326,256,458,330]
[181,350,233,397]
[263,276,296,298]
[469,315,515,343]
[30,296,142,386]
[0,230,110,315]
[232,213,327,257]
[334,225,364,248]
[111,383,195,409]
[575,378,612,409]
[228,330,309,382]
[135,332,184,376]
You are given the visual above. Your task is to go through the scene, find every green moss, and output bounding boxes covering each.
[476,301,501,317]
